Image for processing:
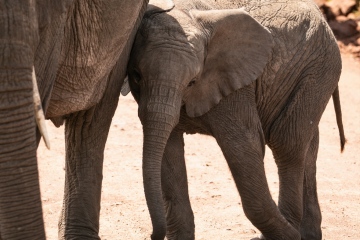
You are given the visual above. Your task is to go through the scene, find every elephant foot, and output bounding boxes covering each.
[58,218,100,240]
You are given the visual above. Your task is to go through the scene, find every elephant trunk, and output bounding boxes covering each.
[0,2,45,239]
[139,85,182,240]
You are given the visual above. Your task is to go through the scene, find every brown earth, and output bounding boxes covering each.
[37,53,360,239]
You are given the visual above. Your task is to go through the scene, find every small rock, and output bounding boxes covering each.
[326,0,357,16]
[326,0,342,17]
[319,4,337,21]
[347,13,357,19]
[329,16,358,39]
[340,0,357,16]
[356,21,360,32]
[314,0,327,7]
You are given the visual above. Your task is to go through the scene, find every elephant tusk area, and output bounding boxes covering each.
[32,67,51,150]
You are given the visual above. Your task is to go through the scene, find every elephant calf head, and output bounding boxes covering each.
[129,1,273,118]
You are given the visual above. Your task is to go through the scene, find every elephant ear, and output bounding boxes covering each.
[146,0,175,16]
[184,9,274,118]
[120,76,130,96]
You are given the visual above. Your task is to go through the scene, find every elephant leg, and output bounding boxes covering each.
[269,142,307,231]
[58,107,105,240]
[161,130,195,240]
[270,130,321,239]
[56,12,139,235]
[269,127,312,233]
[268,79,326,234]
[58,78,125,239]
[59,105,118,240]
[300,128,322,240]
[207,89,300,240]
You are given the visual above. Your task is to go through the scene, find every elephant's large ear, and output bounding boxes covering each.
[121,76,130,96]
[146,0,175,16]
[184,9,274,118]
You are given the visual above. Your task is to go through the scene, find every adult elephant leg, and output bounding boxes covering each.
[58,59,129,240]
[58,106,105,239]
[57,1,146,237]
[300,128,322,240]
[207,88,300,240]
[161,130,194,240]
[58,82,123,239]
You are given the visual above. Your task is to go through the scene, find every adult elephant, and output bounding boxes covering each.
[126,0,345,239]
[0,0,148,239]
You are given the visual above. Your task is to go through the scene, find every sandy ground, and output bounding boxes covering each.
[37,53,360,240]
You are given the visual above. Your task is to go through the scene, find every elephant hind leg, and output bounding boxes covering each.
[207,88,300,239]
[267,86,325,235]
[267,68,333,236]
[268,125,321,240]
[300,128,322,240]
[161,130,195,240]
[268,139,307,231]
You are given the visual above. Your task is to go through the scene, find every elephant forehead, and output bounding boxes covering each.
[138,8,195,42]
[140,48,199,80]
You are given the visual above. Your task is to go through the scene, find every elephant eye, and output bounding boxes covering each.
[188,79,196,87]
[132,69,142,85]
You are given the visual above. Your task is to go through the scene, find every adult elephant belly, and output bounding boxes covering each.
[44,0,142,120]
[45,62,111,119]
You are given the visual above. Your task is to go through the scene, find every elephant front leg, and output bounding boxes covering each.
[58,107,106,240]
[161,130,195,240]
[58,85,121,239]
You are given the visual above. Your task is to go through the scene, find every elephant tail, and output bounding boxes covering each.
[332,85,346,152]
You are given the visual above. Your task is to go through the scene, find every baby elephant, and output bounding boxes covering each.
[125,0,345,239]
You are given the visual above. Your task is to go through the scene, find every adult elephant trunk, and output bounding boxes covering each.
[0,1,45,239]
[139,84,182,240]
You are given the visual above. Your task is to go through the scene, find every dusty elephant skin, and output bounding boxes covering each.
[126,0,344,239]
[0,0,148,239]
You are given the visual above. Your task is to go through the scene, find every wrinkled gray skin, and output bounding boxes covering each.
[126,0,344,239]
[0,0,148,239]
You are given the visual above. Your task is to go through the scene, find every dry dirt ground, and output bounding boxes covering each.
[37,53,360,240]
